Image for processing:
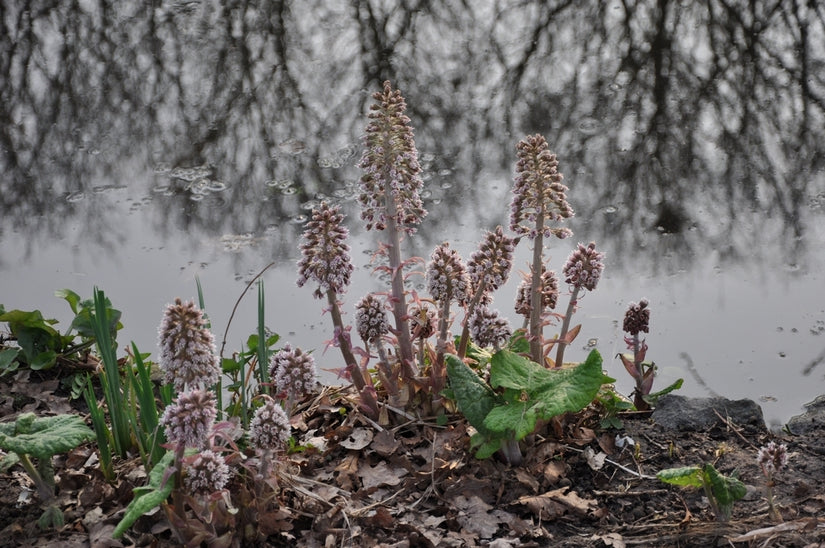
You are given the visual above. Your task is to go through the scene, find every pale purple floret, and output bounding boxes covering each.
[270,344,317,400]
[467,226,515,297]
[563,242,605,292]
[355,294,389,344]
[160,389,217,448]
[426,242,470,306]
[297,202,354,298]
[515,267,559,318]
[357,81,427,234]
[157,298,220,392]
[184,449,230,495]
[509,134,574,240]
[249,398,291,452]
[469,306,512,349]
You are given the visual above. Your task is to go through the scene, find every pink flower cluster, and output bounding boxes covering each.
[297,202,354,298]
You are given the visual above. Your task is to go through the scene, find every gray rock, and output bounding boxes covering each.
[652,394,765,431]
[786,394,825,435]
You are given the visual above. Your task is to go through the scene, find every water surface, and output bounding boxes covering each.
[2,1,824,427]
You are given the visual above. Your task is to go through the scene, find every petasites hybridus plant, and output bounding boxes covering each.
[617,299,682,410]
[446,349,611,466]
[358,80,427,385]
[757,441,788,521]
[0,412,94,529]
[297,201,378,416]
[657,463,746,522]
[509,135,574,364]
[269,343,318,412]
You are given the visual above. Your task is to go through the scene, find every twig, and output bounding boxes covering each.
[712,409,758,450]
[564,445,656,480]
[218,262,276,359]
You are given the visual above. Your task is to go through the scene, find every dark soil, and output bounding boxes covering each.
[2,368,824,548]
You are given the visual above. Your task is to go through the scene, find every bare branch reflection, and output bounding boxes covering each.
[1,0,823,274]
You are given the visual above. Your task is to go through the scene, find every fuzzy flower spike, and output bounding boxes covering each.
[160,389,217,449]
[358,80,427,234]
[270,343,317,407]
[357,80,427,382]
[509,134,573,364]
[297,201,354,299]
[554,242,605,368]
[157,298,220,392]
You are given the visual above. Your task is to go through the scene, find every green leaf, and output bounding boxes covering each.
[656,465,705,488]
[0,413,94,460]
[484,401,537,439]
[704,463,746,512]
[445,354,499,435]
[642,378,684,406]
[55,289,83,315]
[0,348,21,373]
[113,450,174,538]
[29,350,58,370]
[491,349,610,423]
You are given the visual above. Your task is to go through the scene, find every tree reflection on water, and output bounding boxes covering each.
[1,0,823,273]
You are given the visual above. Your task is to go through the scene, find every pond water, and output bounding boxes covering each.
[2,1,824,428]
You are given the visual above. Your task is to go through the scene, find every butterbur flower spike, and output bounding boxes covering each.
[249,397,292,452]
[184,449,230,496]
[160,389,217,448]
[467,226,515,299]
[426,243,470,306]
[563,242,605,292]
[757,441,788,478]
[623,299,651,336]
[514,267,559,320]
[297,202,354,298]
[358,80,427,234]
[158,298,220,392]
[509,134,574,240]
[270,344,317,402]
[355,294,390,345]
[469,306,512,350]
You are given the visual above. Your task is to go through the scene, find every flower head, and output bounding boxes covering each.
[623,299,651,336]
[355,294,389,345]
[563,242,605,292]
[509,134,574,240]
[469,306,512,349]
[757,441,788,478]
[514,267,559,318]
[184,449,229,495]
[157,298,220,392]
[160,389,217,448]
[467,226,515,298]
[297,202,354,298]
[270,344,317,400]
[358,80,427,234]
[249,398,292,452]
[426,242,470,306]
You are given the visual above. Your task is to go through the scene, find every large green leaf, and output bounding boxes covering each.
[0,413,94,460]
[445,354,499,436]
[483,401,536,439]
[490,349,611,422]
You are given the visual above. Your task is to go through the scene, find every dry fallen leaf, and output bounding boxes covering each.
[516,487,599,519]
[340,427,373,450]
[358,461,407,489]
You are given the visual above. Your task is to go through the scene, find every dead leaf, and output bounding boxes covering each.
[516,487,599,519]
[334,453,359,491]
[358,461,407,489]
[340,427,373,450]
[591,532,626,547]
[543,460,567,485]
[515,468,540,492]
[370,429,400,456]
[453,495,501,538]
[583,446,607,471]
